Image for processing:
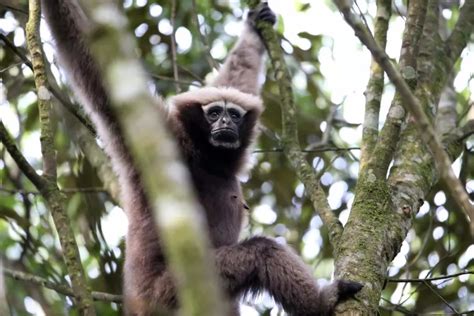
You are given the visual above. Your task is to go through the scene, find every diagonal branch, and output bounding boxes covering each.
[247,0,343,247]
[333,0,474,234]
[0,122,47,189]
[445,1,474,70]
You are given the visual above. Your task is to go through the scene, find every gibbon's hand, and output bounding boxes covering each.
[247,2,277,30]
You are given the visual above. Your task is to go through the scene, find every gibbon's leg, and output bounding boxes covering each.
[211,3,276,95]
[215,237,362,316]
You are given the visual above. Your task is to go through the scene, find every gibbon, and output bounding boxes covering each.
[41,1,362,315]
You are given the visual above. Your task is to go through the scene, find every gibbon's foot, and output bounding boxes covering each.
[337,279,364,301]
[307,279,363,316]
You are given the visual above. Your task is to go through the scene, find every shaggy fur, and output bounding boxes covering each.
[41,1,362,315]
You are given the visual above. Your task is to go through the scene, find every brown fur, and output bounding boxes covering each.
[41,1,362,315]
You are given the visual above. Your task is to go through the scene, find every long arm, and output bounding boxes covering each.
[41,3,166,312]
[41,0,149,220]
[211,3,275,95]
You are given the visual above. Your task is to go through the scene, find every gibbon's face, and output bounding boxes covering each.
[202,101,247,149]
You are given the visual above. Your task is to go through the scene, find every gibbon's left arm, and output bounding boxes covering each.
[211,3,276,95]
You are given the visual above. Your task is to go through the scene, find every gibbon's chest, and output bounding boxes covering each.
[191,168,244,247]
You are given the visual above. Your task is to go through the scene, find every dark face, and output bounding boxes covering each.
[202,101,247,149]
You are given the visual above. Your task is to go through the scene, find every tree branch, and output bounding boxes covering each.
[445,1,474,70]
[333,0,474,234]
[0,261,10,316]
[25,0,96,314]
[190,0,219,70]
[388,270,474,283]
[3,268,122,303]
[360,0,391,168]
[170,0,180,93]
[0,122,47,189]
[247,0,343,247]
[367,0,428,177]
[0,33,97,136]
[0,186,109,195]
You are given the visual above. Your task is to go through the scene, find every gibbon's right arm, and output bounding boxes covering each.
[211,3,276,95]
[41,0,150,221]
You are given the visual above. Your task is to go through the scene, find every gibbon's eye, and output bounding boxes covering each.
[228,109,241,122]
[207,107,222,121]
[209,111,219,120]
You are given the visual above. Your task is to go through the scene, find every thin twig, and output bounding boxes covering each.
[0,186,109,195]
[252,147,360,154]
[149,74,202,87]
[170,0,180,93]
[0,33,96,136]
[389,270,474,283]
[190,0,219,70]
[178,65,205,84]
[422,281,458,313]
[3,268,122,303]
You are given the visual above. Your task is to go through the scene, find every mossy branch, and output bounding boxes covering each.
[0,125,96,315]
[5,19,120,200]
[445,1,474,71]
[78,0,227,315]
[247,0,343,247]
[367,0,428,177]
[359,0,391,169]
[333,0,474,234]
[23,1,97,314]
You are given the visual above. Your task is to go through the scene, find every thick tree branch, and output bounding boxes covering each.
[333,0,474,233]
[25,1,96,314]
[367,0,428,177]
[247,0,343,247]
[436,79,457,136]
[79,0,227,315]
[360,0,391,168]
[445,1,474,70]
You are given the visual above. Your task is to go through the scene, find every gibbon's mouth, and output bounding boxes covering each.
[210,128,240,148]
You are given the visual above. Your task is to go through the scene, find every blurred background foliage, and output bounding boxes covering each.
[0,0,473,315]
